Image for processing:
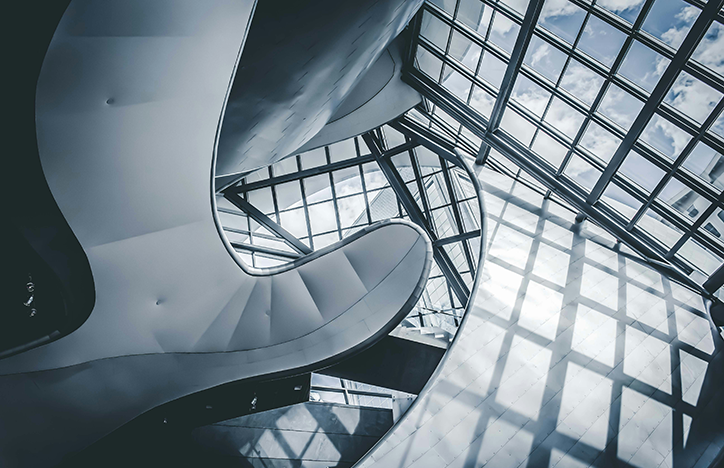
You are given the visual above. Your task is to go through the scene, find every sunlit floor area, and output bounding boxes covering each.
[361,166,724,468]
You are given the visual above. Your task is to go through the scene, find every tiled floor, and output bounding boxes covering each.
[360,167,724,468]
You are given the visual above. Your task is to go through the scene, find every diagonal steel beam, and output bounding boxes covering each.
[484,0,546,135]
[587,0,724,204]
[362,132,470,304]
[230,242,302,260]
[402,65,710,296]
[224,192,313,255]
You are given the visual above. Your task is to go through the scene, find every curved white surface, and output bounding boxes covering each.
[294,36,422,155]
[0,1,432,466]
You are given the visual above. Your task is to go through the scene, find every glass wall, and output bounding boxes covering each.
[410,0,724,287]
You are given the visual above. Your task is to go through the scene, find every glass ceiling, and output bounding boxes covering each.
[408,0,724,295]
[216,125,484,337]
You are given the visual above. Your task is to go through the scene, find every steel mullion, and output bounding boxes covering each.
[544,0,658,178]
[628,98,724,228]
[587,0,724,204]
[703,262,724,294]
[534,8,595,175]
[406,9,423,67]
[416,38,499,99]
[403,66,709,295]
[224,192,313,255]
[324,146,344,240]
[231,153,376,193]
[439,158,477,273]
[230,242,302,260]
[296,154,315,250]
[434,230,483,247]
[355,138,374,226]
[485,0,546,134]
[409,147,434,225]
[419,7,513,65]
[363,132,470,303]
[666,199,722,258]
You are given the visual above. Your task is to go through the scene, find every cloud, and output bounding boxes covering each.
[596,0,644,14]
[580,123,621,163]
[693,21,724,75]
[666,71,722,123]
[661,5,699,48]
[512,80,550,117]
[545,98,585,139]
[530,42,550,68]
[560,61,603,105]
[540,0,579,20]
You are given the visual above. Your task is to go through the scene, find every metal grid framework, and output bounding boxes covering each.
[216,125,483,335]
[406,0,724,296]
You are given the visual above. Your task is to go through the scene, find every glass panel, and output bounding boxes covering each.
[279,208,308,238]
[470,85,495,118]
[543,97,586,139]
[420,10,451,51]
[248,187,274,214]
[579,122,622,163]
[617,152,665,193]
[523,35,568,83]
[489,12,520,54]
[501,0,529,15]
[532,131,568,168]
[664,71,722,124]
[333,167,363,196]
[598,84,644,130]
[501,108,537,146]
[577,15,627,68]
[300,147,327,170]
[639,114,692,159]
[391,152,415,182]
[429,0,456,16]
[712,109,724,137]
[659,177,706,223]
[601,182,643,220]
[682,142,724,191]
[457,0,491,34]
[678,238,722,275]
[337,194,367,228]
[511,75,552,117]
[538,0,587,45]
[692,21,724,78]
[329,138,357,163]
[274,181,303,210]
[416,45,444,80]
[701,208,724,240]
[441,66,473,102]
[564,154,602,192]
[219,212,247,231]
[560,60,605,106]
[303,175,333,203]
[272,157,298,177]
[308,201,338,234]
[244,167,269,183]
[383,125,407,148]
[416,146,444,174]
[448,30,482,72]
[369,188,400,221]
[637,209,684,248]
[642,0,699,50]
[313,232,341,249]
[363,162,389,190]
[478,51,507,89]
[597,0,646,24]
[619,41,670,93]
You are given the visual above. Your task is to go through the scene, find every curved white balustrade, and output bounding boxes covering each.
[0,1,432,466]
